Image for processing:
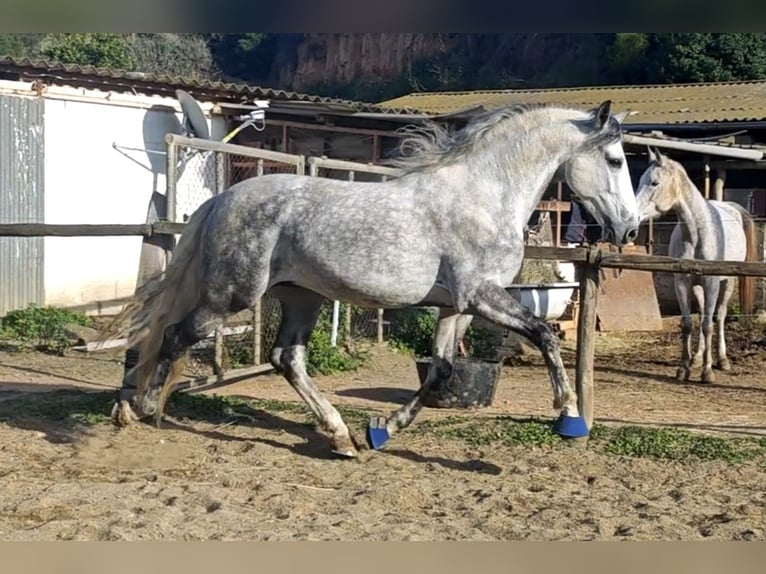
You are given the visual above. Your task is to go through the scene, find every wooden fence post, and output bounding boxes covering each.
[575,255,600,436]
[252,298,262,365]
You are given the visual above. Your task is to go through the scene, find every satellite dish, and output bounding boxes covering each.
[175,89,211,140]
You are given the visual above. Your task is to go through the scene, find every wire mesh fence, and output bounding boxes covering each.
[166,136,305,378]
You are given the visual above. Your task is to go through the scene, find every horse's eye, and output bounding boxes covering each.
[607,157,623,169]
[651,180,660,187]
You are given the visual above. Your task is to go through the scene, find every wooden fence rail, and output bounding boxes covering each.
[5,223,766,278]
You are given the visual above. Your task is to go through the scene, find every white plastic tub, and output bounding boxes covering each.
[506,281,579,321]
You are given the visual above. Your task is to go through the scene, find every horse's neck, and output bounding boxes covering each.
[471,120,579,228]
[673,171,714,248]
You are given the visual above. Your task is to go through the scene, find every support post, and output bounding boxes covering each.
[713,169,726,202]
[703,156,711,199]
[252,298,262,365]
[377,308,385,343]
[213,151,227,376]
[574,257,600,436]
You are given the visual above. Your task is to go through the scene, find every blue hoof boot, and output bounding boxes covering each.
[553,414,589,438]
[366,416,391,450]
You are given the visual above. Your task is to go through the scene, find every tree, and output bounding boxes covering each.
[607,33,766,84]
[40,33,133,69]
[0,34,44,58]
[125,34,216,79]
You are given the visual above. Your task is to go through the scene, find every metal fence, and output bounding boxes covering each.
[164,136,398,379]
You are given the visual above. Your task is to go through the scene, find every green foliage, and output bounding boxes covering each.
[607,33,766,85]
[3,389,763,467]
[306,303,368,376]
[206,33,286,84]
[418,417,766,465]
[602,426,761,464]
[387,309,497,360]
[387,309,437,358]
[41,33,133,69]
[462,325,497,360]
[124,34,216,78]
[0,34,44,58]
[0,304,92,354]
[223,301,367,376]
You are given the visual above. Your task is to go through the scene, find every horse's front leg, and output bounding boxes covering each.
[700,278,721,384]
[464,282,576,416]
[674,275,694,382]
[367,308,472,449]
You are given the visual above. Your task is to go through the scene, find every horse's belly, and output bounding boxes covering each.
[272,258,442,308]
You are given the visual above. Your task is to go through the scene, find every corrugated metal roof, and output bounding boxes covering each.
[379,81,766,124]
[0,56,419,116]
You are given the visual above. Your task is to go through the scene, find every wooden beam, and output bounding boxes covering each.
[575,260,600,435]
[267,118,407,139]
[0,222,186,237]
[176,364,276,395]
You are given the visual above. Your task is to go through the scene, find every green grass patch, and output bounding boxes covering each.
[1,389,764,465]
[412,416,766,465]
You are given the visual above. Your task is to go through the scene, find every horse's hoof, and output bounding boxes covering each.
[330,447,358,459]
[366,416,391,450]
[701,369,715,384]
[675,367,690,382]
[552,414,589,438]
[717,358,731,372]
[111,400,139,427]
[330,435,358,459]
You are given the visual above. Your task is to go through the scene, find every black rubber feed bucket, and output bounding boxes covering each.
[416,357,501,409]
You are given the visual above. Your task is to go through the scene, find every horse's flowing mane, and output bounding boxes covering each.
[389,102,619,175]
[389,103,565,174]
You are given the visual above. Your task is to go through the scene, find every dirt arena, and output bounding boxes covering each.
[0,326,764,541]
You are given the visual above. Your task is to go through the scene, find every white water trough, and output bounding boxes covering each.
[506,261,579,321]
[506,281,579,321]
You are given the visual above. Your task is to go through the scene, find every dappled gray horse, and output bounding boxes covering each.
[111,100,639,458]
[636,147,757,383]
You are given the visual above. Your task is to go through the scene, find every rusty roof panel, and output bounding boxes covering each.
[379,82,766,124]
[0,56,419,116]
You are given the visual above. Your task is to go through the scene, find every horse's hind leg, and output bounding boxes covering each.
[690,284,705,369]
[112,303,223,425]
[715,279,735,372]
[270,288,359,458]
[379,309,471,441]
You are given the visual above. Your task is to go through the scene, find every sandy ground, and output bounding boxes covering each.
[0,327,764,540]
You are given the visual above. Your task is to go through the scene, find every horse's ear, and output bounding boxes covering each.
[613,110,629,124]
[595,100,612,129]
[648,146,664,165]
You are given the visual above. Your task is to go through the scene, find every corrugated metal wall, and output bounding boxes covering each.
[0,95,44,316]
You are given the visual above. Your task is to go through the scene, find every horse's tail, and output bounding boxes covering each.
[741,207,758,263]
[734,204,758,317]
[106,196,217,400]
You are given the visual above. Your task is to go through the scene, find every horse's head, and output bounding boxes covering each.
[563,100,639,246]
[635,146,682,221]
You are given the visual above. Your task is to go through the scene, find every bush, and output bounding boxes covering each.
[223,300,367,376]
[388,309,437,357]
[387,308,498,360]
[0,304,92,354]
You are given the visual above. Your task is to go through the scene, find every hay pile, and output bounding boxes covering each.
[517,259,564,284]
